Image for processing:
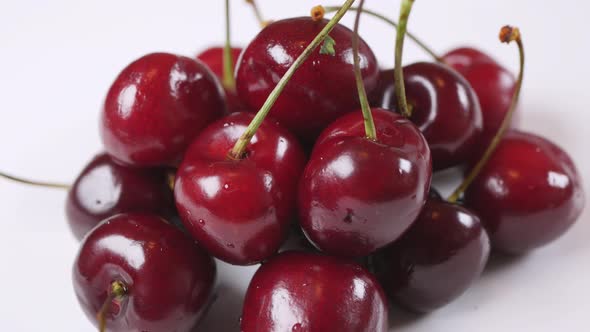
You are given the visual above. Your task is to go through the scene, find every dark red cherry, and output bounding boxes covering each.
[464,130,585,254]
[100,52,226,167]
[241,251,388,332]
[236,17,379,142]
[299,109,431,257]
[65,153,174,241]
[73,213,216,332]
[197,47,247,113]
[373,199,490,313]
[375,63,483,170]
[174,112,306,265]
[443,47,517,157]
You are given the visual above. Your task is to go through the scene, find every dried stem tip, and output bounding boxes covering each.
[311,5,326,21]
[499,25,521,43]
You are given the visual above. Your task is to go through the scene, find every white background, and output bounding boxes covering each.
[0,1,589,331]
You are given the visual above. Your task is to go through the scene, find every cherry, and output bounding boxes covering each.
[100,52,226,167]
[174,112,306,265]
[299,109,432,257]
[196,47,242,81]
[241,251,388,332]
[66,152,174,241]
[373,197,490,312]
[73,213,216,332]
[464,130,585,254]
[442,47,496,72]
[235,17,379,142]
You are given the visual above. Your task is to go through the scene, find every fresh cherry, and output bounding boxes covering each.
[373,197,490,312]
[100,52,226,167]
[464,130,585,254]
[236,17,379,142]
[65,152,174,240]
[174,112,306,265]
[241,251,388,332]
[73,213,216,332]
[299,109,432,257]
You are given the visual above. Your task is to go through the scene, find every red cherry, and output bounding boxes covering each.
[100,52,226,167]
[241,251,388,332]
[373,198,490,312]
[73,213,216,331]
[236,17,379,142]
[464,130,585,254]
[299,109,431,257]
[174,112,306,265]
[442,47,496,72]
[65,153,174,240]
[375,63,483,170]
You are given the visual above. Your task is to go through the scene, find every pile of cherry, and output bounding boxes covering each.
[3,1,585,331]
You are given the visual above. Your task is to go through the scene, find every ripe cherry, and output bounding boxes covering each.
[174,112,306,265]
[373,197,490,312]
[236,17,379,142]
[241,251,388,332]
[73,213,216,332]
[464,130,585,254]
[100,52,226,167]
[66,153,174,241]
[299,109,432,257]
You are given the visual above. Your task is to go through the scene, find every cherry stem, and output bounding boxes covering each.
[0,171,69,190]
[394,0,415,118]
[323,6,442,62]
[448,26,524,203]
[351,0,376,140]
[245,0,267,28]
[229,0,357,159]
[223,0,236,91]
[96,281,127,332]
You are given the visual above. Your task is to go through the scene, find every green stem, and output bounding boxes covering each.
[324,6,442,62]
[394,0,415,118]
[229,0,357,159]
[351,0,376,140]
[97,281,127,332]
[0,171,69,189]
[448,26,524,203]
[246,0,266,28]
[223,0,236,91]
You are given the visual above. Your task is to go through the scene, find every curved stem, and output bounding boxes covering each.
[324,6,442,62]
[246,0,267,28]
[97,281,127,332]
[223,0,236,91]
[229,0,357,159]
[448,26,524,203]
[351,0,376,140]
[0,171,69,190]
[394,0,415,118]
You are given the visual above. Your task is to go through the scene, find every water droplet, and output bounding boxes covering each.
[223,122,230,127]
[226,243,235,248]
[302,283,308,287]
[198,219,205,225]
[292,323,302,331]
[223,184,230,189]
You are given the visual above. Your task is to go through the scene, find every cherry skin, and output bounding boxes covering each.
[236,17,379,143]
[375,63,483,170]
[299,109,432,257]
[443,47,517,157]
[101,52,226,167]
[373,197,490,313]
[73,213,216,332]
[241,251,388,332]
[197,47,247,113]
[464,130,585,254]
[174,112,306,265]
[65,153,174,241]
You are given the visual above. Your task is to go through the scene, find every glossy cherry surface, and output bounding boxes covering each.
[65,153,174,241]
[464,130,585,254]
[101,52,226,167]
[375,62,483,170]
[443,47,517,157]
[373,198,490,312]
[299,109,431,257]
[73,213,216,332]
[236,17,379,142]
[174,112,306,265]
[241,251,388,332]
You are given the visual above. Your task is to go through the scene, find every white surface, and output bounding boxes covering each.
[0,1,588,331]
